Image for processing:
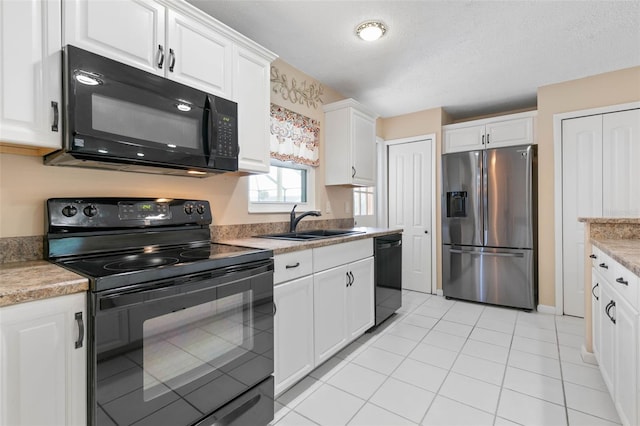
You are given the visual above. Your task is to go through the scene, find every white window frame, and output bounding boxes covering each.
[248,159,316,213]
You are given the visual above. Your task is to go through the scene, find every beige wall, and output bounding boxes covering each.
[0,58,352,238]
[536,66,640,307]
[379,107,450,290]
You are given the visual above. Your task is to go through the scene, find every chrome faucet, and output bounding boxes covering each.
[289,204,321,232]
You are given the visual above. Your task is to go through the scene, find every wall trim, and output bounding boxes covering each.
[382,133,438,295]
[553,101,640,316]
[581,344,598,366]
[536,304,556,315]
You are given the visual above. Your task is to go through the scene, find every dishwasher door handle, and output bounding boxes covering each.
[377,240,402,250]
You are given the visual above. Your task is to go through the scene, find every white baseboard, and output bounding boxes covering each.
[537,304,556,314]
[581,344,598,366]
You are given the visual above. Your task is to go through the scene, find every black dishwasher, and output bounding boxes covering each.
[374,233,402,326]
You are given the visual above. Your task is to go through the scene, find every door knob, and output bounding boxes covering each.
[424,230,429,234]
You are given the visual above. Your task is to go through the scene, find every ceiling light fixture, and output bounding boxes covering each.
[356,21,387,42]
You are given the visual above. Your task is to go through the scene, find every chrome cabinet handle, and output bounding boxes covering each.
[349,271,354,287]
[346,271,350,287]
[352,166,356,178]
[589,254,597,259]
[157,45,165,69]
[482,134,485,145]
[285,262,300,269]
[615,277,629,286]
[75,312,84,349]
[486,134,490,144]
[591,283,599,301]
[599,262,608,269]
[169,48,176,72]
[51,101,59,132]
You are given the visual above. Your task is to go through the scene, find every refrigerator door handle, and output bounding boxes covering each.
[482,150,488,246]
[449,248,525,258]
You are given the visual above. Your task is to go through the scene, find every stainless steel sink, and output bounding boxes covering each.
[258,229,365,241]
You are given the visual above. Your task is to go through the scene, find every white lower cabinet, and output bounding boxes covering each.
[0,293,86,426]
[273,238,375,395]
[591,249,639,426]
[274,275,314,396]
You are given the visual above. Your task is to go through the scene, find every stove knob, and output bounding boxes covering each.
[62,205,78,217]
[184,204,194,215]
[196,204,206,215]
[83,204,98,217]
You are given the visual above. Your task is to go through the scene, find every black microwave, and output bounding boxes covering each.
[45,45,238,177]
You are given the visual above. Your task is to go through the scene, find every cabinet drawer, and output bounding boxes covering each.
[594,249,616,284]
[313,239,373,273]
[274,249,313,284]
[611,261,639,310]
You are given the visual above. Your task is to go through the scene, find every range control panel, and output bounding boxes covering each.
[47,198,212,230]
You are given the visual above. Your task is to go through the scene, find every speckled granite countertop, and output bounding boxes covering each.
[579,217,640,224]
[0,227,401,307]
[221,227,403,254]
[591,239,640,277]
[0,261,88,307]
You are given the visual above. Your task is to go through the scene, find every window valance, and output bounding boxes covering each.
[270,104,319,167]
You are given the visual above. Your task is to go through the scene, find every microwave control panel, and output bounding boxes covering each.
[216,114,236,157]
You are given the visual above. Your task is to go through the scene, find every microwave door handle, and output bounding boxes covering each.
[207,96,218,163]
[202,102,211,162]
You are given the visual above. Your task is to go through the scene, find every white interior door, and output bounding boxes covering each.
[388,140,432,293]
[562,115,603,317]
[602,109,640,216]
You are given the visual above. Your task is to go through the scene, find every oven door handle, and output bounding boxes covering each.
[98,258,273,311]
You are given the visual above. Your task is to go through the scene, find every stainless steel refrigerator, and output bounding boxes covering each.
[441,145,537,310]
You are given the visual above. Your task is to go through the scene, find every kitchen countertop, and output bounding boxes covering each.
[219,227,403,254]
[0,260,88,308]
[0,227,401,307]
[591,238,640,277]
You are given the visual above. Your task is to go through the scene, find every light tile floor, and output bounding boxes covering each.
[271,290,621,426]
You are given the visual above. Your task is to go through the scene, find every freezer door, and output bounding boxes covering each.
[485,145,535,249]
[442,245,535,310]
[442,151,483,246]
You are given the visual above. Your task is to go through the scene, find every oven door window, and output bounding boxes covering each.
[142,291,253,401]
[93,268,273,426]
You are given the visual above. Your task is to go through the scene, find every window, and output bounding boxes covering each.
[249,159,315,213]
[353,186,376,226]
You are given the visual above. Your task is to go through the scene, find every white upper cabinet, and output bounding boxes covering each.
[165,9,232,96]
[233,45,272,173]
[63,0,277,170]
[323,99,378,186]
[443,111,536,154]
[63,0,166,76]
[64,0,233,98]
[0,0,62,149]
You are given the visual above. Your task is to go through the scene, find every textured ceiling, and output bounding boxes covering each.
[187,0,640,119]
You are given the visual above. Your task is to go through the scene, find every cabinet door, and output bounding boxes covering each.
[274,276,314,396]
[0,293,86,426]
[234,46,271,173]
[591,270,603,361]
[443,124,485,153]
[0,0,61,148]
[599,281,616,396]
[602,109,640,217]
[352,110,376,185]
[64,0,165,75]
[166,10,232,97]
[614,296,638,426]
[347,257,374,339]
[485,117,534,148]
[313,265,349,365]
